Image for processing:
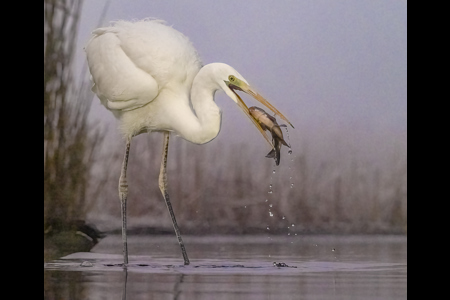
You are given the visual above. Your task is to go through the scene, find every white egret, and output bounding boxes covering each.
[85,19,293,266]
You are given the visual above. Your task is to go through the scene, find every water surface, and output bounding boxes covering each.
[44,235,407,300]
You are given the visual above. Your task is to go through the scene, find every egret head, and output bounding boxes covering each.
[219,67,294,147]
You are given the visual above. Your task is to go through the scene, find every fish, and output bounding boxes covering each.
[249,106,290,166]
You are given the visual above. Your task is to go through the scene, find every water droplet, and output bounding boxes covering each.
[269,204,273,208]
[288,150,293,155]
[265,199,269,203]
[295,234,298,236]
[332,248,336,252]
[269,184,273,188]
[244,206,247,209]
[291,184,294,189]
[267,226,271,231]
[269,212,274,217]
[282,216,286,220]
[273,170,276,174]
[292,224,295,227]
[268,191,273,194]
[288,233,291,236]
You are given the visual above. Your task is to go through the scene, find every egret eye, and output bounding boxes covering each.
[229,75,236,82]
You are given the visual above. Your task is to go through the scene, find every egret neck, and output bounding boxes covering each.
[178,64,224,145]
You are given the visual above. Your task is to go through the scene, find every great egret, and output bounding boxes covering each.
[85,19,293,266]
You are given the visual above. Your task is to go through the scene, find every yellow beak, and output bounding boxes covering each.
[227,77,294,148]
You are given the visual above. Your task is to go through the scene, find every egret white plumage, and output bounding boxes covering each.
[85,19,293,266]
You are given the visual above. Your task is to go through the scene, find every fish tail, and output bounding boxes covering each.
[275,143,281,166]
[266,149,276,159]
[266,140,281,166]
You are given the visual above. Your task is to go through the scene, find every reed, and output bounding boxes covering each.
[44,0,103,230]
[90,133,407,235]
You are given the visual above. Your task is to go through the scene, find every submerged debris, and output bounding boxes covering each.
[273,262,297,268]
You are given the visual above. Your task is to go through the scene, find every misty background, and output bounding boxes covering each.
[45,0,407,237]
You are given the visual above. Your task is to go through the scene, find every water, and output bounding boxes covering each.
[44,235,407,300]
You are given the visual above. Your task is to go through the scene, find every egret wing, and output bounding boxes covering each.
[86,28,160,112]
[112,20,202,89]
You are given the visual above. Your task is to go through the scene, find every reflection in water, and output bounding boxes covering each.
[122,269,128,300]
[44,271,85,300]
[175,274,186,300]
[44,235,407,300]
[43,219,105,299]
[120,268,187,300]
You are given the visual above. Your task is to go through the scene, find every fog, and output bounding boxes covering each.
[71,0,407,232]
[76,0,407,149]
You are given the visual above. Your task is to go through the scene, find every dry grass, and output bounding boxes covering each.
[89,133,407,235]
[44,0,104,230]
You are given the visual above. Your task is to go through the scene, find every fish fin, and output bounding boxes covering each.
[266,149,276,159]
[278,124,291,147]
[266,148,281,166]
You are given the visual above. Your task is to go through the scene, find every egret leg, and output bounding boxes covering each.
[159,132,190,265]
[119,139,132,266]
